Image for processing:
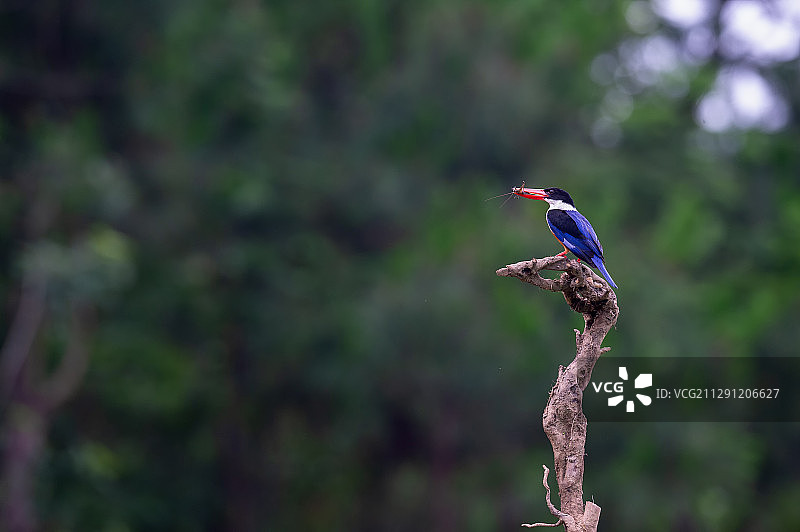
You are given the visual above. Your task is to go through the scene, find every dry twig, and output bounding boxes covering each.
[521,465,566,528]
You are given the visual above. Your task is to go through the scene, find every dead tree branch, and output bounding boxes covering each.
[521,465,565,528]
[497,255,618,532]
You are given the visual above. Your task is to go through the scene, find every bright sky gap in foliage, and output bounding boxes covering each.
[593,0,800,140]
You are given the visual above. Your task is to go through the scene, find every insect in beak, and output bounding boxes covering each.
[485,180,530,208]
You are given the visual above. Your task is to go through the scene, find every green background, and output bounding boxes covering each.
[1,1,799,530]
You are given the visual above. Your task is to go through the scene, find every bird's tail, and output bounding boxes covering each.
[592,257,618,289]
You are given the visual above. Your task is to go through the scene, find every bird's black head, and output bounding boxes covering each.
[543,188,575,206]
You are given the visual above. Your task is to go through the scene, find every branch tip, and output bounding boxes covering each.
[584,501,601,532]
[521,519,563,528]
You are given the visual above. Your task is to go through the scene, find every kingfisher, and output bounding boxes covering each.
[513,186,617,289]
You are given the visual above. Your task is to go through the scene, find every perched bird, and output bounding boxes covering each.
[513,186,617,289]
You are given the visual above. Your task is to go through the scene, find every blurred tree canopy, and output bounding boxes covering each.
[1,0,799,531]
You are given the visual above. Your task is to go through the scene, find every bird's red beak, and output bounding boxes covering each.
[513,187,548,200]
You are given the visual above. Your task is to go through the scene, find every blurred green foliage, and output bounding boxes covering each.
[1,0,800,531]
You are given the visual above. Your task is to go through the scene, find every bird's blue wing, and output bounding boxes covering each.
[546,209,617,288]
[566,210,604,257]
[546,210,604,262]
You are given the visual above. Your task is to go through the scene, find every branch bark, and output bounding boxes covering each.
[497,255,618,532]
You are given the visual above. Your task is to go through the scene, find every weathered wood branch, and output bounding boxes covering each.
[497,255,618,532]
[521,465,565,528]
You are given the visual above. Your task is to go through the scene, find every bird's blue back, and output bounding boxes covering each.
[546,209,603,263]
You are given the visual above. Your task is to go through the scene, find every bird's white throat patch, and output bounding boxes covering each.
[545,199,576,211]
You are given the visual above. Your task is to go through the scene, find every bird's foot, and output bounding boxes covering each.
[557,250,568,257]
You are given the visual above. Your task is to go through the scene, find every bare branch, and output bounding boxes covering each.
[521,464,572,529]
[522,520,562,528]
[498,254,618,532]
[583,501,601,532]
